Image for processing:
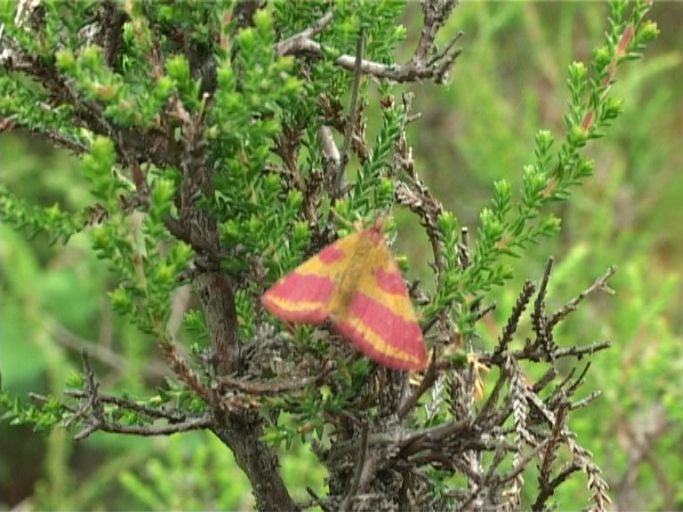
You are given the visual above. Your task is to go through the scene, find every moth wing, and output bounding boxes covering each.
[332,240,428,371]
[261,232,361,324]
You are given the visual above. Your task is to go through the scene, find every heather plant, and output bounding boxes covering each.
[0,1,665,510]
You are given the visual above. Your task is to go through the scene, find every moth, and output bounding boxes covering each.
[261,219,428,371]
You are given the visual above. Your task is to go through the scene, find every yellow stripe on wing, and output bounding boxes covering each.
[337,313,422,365]
[266,295,328,313]
[292,233,361,277]
[347,241,419,324]
[355,274,418,324]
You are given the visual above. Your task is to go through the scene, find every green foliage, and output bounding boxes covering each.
[117,433,250,510]
[345,99,406,216]
[262,358,372,449]
[0,185,84,244]
[405,1,662,351]
[209,12,306,277]
[0,392,66,431]
[408,2,682,508]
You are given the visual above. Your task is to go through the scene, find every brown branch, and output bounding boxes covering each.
[534,405,569,510]
[193,272,239,376]
[400,419,471,457]
[474,367,507,425]
[65,352,105,428]
[157,340,213,404]
[217,365,332,396]
[339,422,370,512]
[532,257,555,359]
[230,0,265,37]
[458,227,470,269]
[393,151,446,274]
[531,367,557,393]
[75,414,213,440]
[569,390,602,411]
[415,0,459,61]
[472,301,496,323]
[494,280,536,356]
[334,28,365,199]
[319,125,341,190]
[275,11,334,56]
[50,321,169,378]
[275,3,462,84]
[495,439,550,486]
[212,411,300,512]
[532,462,582,511]
[64,351,213,442]
[398,349,438,419]
[480,340,611,366]
[6,119,89,154]
[548,265,616,329]
[64,390,189,422]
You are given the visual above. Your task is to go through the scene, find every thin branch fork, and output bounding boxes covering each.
[538,404,569,486]
[398,348,438,419]
[65,351,213,440]
[275,11,334,56]
[399,419,471,458]
[494,280,536,356]
[416,0,459,61]
[66,352,105,430]
[480,340,612,366]
[531,257,556,360]
[548,265,616,329]
[532,461,582,511]
[392,93,447,274]
[325,418,469,465]
[74,414,213,440]
[64,389,190,422]
[279,39,463,84]
[216,365,332,396]
[454,440,549,512]
[275,5,463,84]
[495,438,550,486]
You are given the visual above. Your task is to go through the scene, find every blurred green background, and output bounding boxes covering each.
[2,2,682,510]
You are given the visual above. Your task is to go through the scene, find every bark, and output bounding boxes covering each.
[212,411,300,512]
[195,271,240,376]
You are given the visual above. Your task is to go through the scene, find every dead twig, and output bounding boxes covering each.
[339,422,370,512]
[548,266,616,329]
[74,414,212,441]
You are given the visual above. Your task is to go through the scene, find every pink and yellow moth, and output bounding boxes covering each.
[261,220,428,371]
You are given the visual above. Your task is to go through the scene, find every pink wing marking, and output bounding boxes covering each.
[349,293,424,356]
[373,267,407,295]
[266,273,334,302]
[318,244,346,264]
[334,292,427,371]
[262,273,334,324]
[334,321,412,371]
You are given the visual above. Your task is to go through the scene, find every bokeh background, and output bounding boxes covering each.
[2,2,682,510]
